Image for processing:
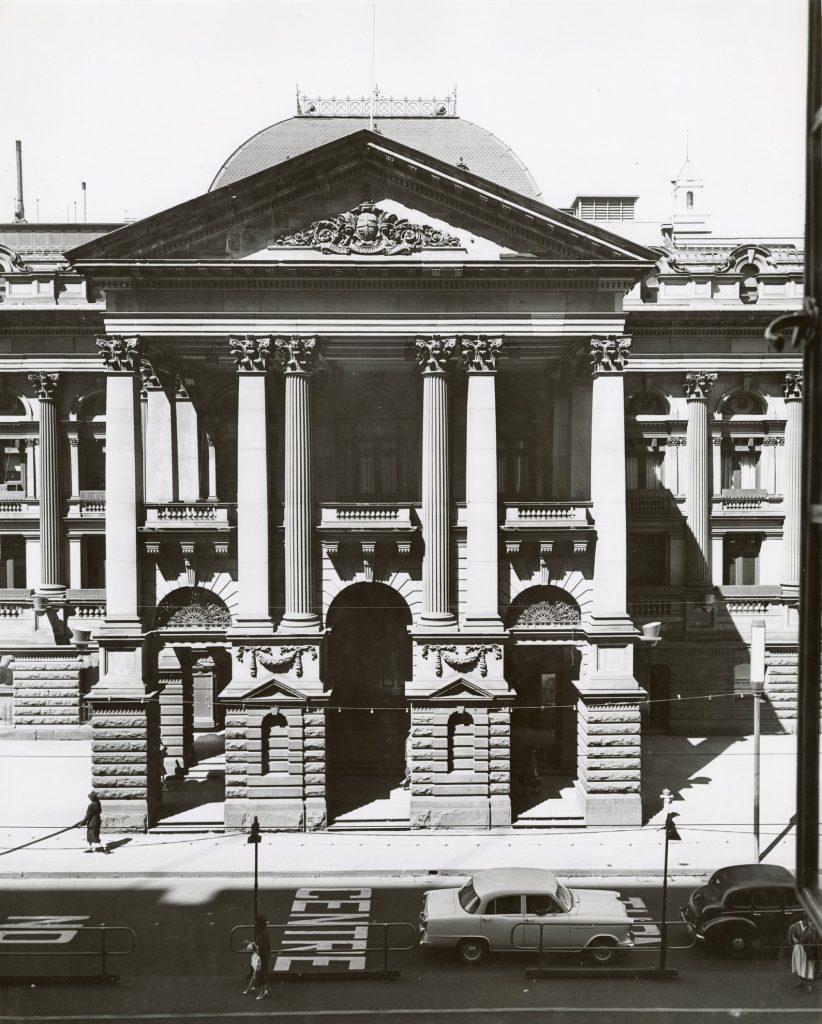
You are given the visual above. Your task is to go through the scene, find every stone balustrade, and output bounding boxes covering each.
[143,502,232,532]
[501,502,595,556]
[318,503,418,557]
[0,497,39,520]
[714,489,783,513]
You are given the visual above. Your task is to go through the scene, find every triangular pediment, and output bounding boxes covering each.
[219,674,307,703]
[426,676,496,701]
[66,131,656,269]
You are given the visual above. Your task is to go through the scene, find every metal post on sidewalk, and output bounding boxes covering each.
[659,788,681,978]
[247,816,261,925]
[749,620,766,861]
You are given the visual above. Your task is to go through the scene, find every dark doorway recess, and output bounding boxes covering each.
[325,582,412,822]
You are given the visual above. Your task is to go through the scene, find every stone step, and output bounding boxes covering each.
[149,820,225,834]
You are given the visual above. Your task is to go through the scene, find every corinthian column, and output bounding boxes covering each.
[275,336,320,632]
[782,371,803,600]
[461,336,504,631]
[97,335,143,630]
[416,336,457,627]
[589,336,632,629]
[683,371,717,586]
[29,372,64,597]
[229,335,273,633]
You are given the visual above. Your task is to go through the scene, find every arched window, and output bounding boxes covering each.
[261,712,289,775]
[686,191,694,209]
[447,710,475,772]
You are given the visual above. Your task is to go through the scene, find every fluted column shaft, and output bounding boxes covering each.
[782,372,803,594]
[231,335,273,632]
[276,336,320,631]
[30,373,63,594]
[417,337,456,626]
[462,336,503,629]
[684,372,716,586]
[589,337,630,626]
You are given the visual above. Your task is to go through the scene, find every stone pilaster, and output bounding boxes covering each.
[589,336,632,631]
[174,375,200,501]
[461,336,504,631]
[29,372,63,597]
[416,336,457,628]
[575,689,643,825]
[141,359,174,503]
[782,372,802,601]
[68,436,80,498]
[683,371,717,587]
[229,335,273,634]
[205,431,218,500]
[275,336,320,632]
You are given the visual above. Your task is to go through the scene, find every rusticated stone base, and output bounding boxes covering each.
[12,653,85,727]
[158,671,195,771]
[576,695,642,827]
[765,646,798,734]
[88,700,162,832]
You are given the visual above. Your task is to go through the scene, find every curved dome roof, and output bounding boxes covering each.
[210,116,542,200]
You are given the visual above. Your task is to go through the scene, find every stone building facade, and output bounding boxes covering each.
[0,96,803,831]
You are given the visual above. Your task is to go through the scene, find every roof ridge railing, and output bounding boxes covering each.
[296,88,458,119]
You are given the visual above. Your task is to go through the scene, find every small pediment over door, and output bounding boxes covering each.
[219,674,307,704]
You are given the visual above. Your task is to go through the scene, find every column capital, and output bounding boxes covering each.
[683,371,717,401]
[274,335,317,374]
[174,374,192,400]
[460,335,502,373]
[96,335,142,373]
[28,371,59,401]
[229,334,273,373]
[783,371,803,401]
[590,334,631,374]
[139,359,162,394]
[416,335,456,374]
[69,435,80,448]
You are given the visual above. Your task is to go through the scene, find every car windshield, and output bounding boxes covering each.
[458,881,481,914]
[556,883,574,912]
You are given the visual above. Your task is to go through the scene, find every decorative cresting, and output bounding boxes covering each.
[416,335,456,374]
[96,334,142,372]
[590,335,631,373]
[422,644,502,678]
[506,586,582,629]
[229,334,272,372]
[683,372,717,400]
[270,202,461,256]
[28,372,59,401]
[460,335,502,372]
[154,587,231,629]
[783,371,803,400]
[273,335,317,374]
[236,645,318,679]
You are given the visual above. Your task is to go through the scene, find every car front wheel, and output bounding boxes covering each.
[457,938,488,965]
[723,927,755,959]
[587,938,618,965]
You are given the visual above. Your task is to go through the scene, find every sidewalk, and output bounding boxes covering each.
[0,733,798,880]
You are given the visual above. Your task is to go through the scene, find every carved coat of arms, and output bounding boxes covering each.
[270,202,461,256]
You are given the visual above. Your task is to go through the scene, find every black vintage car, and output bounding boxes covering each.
[681,863,803,958]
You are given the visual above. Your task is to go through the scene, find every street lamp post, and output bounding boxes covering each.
[247,816,261,925]
[659,788,681,978]
[749,620,766,862]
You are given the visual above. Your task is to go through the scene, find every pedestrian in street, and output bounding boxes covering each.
[80,791,107,854]
[789,917,817,993]
[243,914,270,1000]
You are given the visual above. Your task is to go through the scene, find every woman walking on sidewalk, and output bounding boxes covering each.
[80,791,107,854]
[789,917,817,993]
[243,914,271,1001]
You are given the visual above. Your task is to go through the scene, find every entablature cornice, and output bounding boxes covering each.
[626,356,802,373]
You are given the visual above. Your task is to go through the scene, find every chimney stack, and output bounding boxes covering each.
[14,141,26,223]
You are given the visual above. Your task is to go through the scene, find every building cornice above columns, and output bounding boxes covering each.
[460,335,502,373]
[28,371,59,401]
[274,335,318,374]
[416,335,456,374]
[96,334,142,373]
[683,371,717,401]
[783,371,803,401]
[229,334,272,373]
[591,334,631,374]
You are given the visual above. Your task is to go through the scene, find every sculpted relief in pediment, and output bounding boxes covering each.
[268,201,462,256]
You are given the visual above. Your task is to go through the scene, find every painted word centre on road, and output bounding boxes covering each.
[274,888,372,973]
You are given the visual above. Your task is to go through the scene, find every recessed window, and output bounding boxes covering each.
[0,535,25,588]
[82,535,106,589]
[723,534,761,585]
[686,191,694,209]
[628,533,669,586]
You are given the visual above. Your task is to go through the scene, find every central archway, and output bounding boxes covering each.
[325,582,412,823]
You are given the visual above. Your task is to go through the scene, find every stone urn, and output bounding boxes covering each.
[641,621,661,640]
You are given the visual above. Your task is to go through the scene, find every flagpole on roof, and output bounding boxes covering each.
[369,1,376,131]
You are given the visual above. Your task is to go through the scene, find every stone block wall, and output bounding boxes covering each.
[765,646,798,734]
[158,672,194,770]
[89,700,161,831]
[12,654,84,726]
[576,697,642,826]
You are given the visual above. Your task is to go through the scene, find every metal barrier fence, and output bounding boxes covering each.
[0,926,136,985]
[230,921,418,980]
[510,918,695,979]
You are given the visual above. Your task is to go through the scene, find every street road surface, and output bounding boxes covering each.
[0,877,818,1023]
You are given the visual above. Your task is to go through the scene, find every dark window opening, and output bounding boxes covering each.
[723,534,761,585]
[628,533,669,586]
[0,535,25,588]
[82,535,105,589]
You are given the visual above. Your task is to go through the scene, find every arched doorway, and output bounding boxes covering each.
[326,582,412,823]
[505,586,581,824]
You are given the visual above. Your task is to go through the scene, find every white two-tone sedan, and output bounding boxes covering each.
[419,868,634,964]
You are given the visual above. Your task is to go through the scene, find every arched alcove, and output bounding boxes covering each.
[154,587,232,629]
[505,585,582,630]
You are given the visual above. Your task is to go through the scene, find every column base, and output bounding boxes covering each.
[227,619,275,638]
[278,614,322,634]
[781,582,800,604]
[587,615,638,638]
[461,615,505,634]
[415,614,458,631]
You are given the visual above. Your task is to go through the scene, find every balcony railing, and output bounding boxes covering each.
[714,489,783,513]
[142,502,232,531]
[501,502,595,556]
[0,497,39,519]
[317,503,418,556]
[67,491,106,518]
